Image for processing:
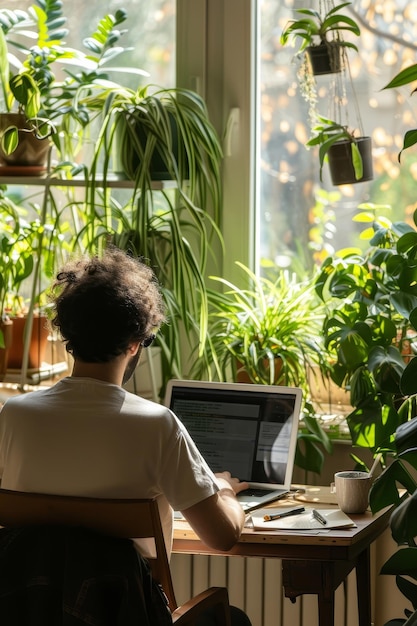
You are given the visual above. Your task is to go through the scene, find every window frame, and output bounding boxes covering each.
[177,0,257,284]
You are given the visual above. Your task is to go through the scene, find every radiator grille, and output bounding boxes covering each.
[170,553,363,626]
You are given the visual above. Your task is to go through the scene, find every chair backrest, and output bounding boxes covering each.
[0,488,177,610]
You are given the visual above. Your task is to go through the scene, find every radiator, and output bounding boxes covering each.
[170,553,370,626]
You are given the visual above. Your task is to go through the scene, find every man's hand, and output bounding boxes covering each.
[215,471,249,494]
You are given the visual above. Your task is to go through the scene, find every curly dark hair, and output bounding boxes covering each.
[49,248,166,362]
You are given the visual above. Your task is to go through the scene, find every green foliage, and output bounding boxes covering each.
[315,204,417,466]
[369,417,417,625]
[280,2,360,53]
[203,261,330,390]
[383,64,417,162]
[199,261,333,474]
[0,1,146,159]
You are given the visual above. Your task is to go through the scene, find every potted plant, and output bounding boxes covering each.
[0,189,36,378]
[70,70,223,394]
[0,3,224,397]
[79,82,222,212]
[280,1,360,75]
[192,261,334,475]
[315,204,417,469]
[202,262,329,387]
[0,2,147,170]
[306,114,373,184]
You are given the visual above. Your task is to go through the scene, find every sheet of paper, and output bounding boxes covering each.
[250,507,356,531]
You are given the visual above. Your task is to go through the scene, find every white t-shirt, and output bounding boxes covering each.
[0,377,219,556]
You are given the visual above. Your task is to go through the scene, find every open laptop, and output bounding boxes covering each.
[164,380,302,512]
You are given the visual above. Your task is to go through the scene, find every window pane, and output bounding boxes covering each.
[4,1,175,87]
[258,0,417,271]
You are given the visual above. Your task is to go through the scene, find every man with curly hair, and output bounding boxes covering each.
[0,248,251,626]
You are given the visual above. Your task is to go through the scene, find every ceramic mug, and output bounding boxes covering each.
[331,471,372,514]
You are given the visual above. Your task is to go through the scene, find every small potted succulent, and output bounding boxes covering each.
[306,115,373,185]
[280,1,360,75]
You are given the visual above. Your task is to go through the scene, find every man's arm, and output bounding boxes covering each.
[180,471,248,552]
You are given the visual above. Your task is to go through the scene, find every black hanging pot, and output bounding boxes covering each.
[328,136,373,186]
[306,43,342,75]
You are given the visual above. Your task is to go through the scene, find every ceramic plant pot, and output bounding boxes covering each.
[328,136,373,185]
[0,113,51,169]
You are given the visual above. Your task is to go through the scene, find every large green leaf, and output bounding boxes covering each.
[348,401,399,450]
[381,547,417,577]
[401,359,417,396]
[370,461,417,513]
[390,493,417,545]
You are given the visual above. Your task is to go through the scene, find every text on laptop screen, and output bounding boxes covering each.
[169,386,298,485]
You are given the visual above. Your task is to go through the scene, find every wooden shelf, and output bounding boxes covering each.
[0,173,177,189]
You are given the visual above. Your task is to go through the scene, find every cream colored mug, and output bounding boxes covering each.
[331,471,372,514]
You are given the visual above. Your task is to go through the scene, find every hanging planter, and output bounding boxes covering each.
[306,42,343,75]
[307,116,373,185]
[280,2,360,76]
[327,136,373,185]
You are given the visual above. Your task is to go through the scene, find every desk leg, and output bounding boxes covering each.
[317,589,335,626]
[356,547,371,626]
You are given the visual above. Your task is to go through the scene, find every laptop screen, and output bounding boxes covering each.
[164,380,301,488]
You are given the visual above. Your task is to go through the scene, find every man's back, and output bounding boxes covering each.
[0,376,216,555]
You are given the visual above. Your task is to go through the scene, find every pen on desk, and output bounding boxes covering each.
[312,509,327,526]
[263,506,305,522]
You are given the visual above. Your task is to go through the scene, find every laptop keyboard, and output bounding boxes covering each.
[239,488,274,497]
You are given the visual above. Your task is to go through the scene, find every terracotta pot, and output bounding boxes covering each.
[306,43,342,75]
[0,319,13,381]
[236,358,283,384]
[327,137,373,186]
[7,315,49,370]
[0,113,51,168]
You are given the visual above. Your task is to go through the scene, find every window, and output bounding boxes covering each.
[258,0,417,273]
[7,0,175,88]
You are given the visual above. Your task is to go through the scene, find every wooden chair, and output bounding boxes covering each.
[0,488,231,625]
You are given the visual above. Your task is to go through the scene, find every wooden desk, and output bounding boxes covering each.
[173,501,391,626]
